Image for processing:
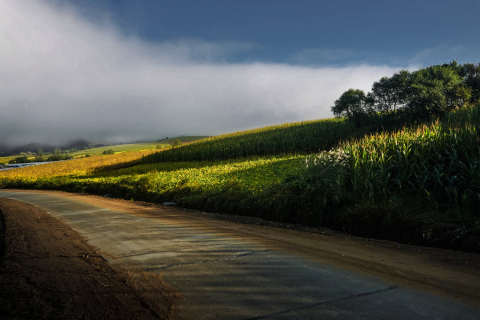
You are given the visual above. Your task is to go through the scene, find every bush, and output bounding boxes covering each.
[102,150,115,155]
[10,156,30,164]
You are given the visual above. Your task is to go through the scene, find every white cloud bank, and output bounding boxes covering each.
[0,0,398,147]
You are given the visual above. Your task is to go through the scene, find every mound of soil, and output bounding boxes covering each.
[0,198,182,320]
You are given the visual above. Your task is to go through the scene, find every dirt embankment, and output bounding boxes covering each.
[0,198,182,320]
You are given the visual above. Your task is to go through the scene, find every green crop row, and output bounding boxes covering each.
[142,117,357,163]
[299,104,480,249]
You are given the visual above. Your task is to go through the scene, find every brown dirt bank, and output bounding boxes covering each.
[0,197,182,320]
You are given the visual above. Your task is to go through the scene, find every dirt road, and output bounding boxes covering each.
[1,189,480,319]
[0,196,181,320]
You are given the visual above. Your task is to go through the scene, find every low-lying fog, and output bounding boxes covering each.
[0,1,399,150]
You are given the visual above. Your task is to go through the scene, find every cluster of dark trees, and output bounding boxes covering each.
[10,140,90,155]
[331,61,480,127]
[9,148,72,164]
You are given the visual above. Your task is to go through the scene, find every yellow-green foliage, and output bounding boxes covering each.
[95,155,303,195]
[0,155,22,165]
[0,149,157,179]
[70,142,171,158]
[0,141,171,163]
[0,155,302,199]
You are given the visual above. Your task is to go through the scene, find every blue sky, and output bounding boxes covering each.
[61,0,479,66]
[0,0,478,147]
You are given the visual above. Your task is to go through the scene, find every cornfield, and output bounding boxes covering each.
[142,117,356,163]
[306,103,480,219]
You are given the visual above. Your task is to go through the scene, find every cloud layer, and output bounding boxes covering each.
[0,1,398,147]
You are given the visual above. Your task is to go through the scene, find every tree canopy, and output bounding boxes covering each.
[461,62,480,103]
[331,61,476,126]
[331,89,374,127]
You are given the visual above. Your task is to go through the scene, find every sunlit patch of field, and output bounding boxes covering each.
[94,155,304,195]
[70,142,172,158]
[0,154,303,197]
[0,149,158,179]
[0,155,20,165]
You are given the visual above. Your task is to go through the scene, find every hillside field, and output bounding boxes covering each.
[157,136,211,143]
[0,136,213,164]
[1,105,479,252]
[69,142,171,158]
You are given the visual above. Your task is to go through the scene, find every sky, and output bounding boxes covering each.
[1,0,479,148]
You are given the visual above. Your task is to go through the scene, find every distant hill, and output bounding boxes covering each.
[11,143,56,154]
[0,144,13,156]
[62,139,90,150]
[10,139,91,155]
[6,137,209,156]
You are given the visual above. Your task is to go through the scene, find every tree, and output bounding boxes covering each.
[47,148,70,161]
[333,61,474,129]
[10,156,29,164]
[371,70,410,114]
[172,139,183,147]
[406,64,470,120]
[461,62,480,103]
[331,89,374,127]
[35,149,44,162]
